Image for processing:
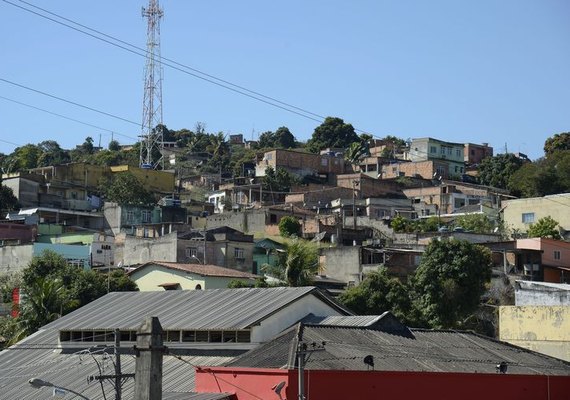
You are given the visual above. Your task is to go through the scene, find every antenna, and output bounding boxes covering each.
[140,0,165,170]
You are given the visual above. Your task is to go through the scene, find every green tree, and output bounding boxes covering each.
[108,140,121,151]
[18,250,138,336]
[278,216,301,237]
[527,216,561,239]
[544,132,570,157]
[0,183,19,211]
[411,239,493,329]
[99,172,156,206]
[344,134,371,169]
[338,267,411,323]
[306,117,359,153]
[37,140,70,167]
[19,277,65,335]
[266,239,319,286]
[258,127,297,149]
[390,215,412,233]
[262,167,297,193]
[453,214,494,233]
[12,144,41,171]
[478,153,524,190]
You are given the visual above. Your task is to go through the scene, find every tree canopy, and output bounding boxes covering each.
[508,151,570,197]
[262,166,298,193]
[306,117,359,153]
[0,183,19,212]
[265,239,319,287]
[278,216,301,237]
[477,153,524,189]
[527,216,561,239]
[17,250,138,337]
[410,239,493,328]
[338,267,411,324]
[99,172,156,206]
[544,132,570,157]
[258,127,297,149]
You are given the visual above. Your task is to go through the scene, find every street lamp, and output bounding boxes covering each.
[29,378,90,400]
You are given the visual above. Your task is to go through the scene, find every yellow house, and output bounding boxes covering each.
[128,261,258,291]
[110,165,175,194]
[503,193,570,236]
[499,305,570,362]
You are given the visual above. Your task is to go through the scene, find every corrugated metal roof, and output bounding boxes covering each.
[43,286,348,331]
[0,328,236,400]
[0,287,352,400]
[228,324,570,376]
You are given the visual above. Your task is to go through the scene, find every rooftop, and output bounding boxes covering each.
[228,322,570,376]
[132,262,259,279]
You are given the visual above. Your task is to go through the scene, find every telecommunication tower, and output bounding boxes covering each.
[139,0,164,169]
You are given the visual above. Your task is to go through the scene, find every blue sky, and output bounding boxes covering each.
[1,0,569,160]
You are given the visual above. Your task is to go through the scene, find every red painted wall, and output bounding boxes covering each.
[195,367,570,400]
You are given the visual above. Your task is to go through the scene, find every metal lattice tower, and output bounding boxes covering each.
[139,0,164,169]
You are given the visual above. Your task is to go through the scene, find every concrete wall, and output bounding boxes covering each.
[503,194,570,234]
[119,232,178,266]
[515,281,570,306]
[3,176,40,208]
[0,244,33,274]
[322,246,362,284]
[110,165,175,193]
[499,305,570,361]
[206,210,267,234]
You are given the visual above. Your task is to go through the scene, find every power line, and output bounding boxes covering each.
[16,0,329,123]
[0,78,140,127]
[0,95,138,142]
[2,0,353,129]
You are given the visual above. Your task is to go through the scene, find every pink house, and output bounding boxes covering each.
[516,238,570,283]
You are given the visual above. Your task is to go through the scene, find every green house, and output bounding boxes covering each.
[252,238,284,274]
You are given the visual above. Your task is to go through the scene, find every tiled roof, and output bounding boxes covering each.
[227,323,570,376]
[133,261,259,279]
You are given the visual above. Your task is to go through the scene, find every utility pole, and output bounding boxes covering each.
[134,317,165,400]
[140,0,165,170]
[89,329,134,400]
[296,340,326,400]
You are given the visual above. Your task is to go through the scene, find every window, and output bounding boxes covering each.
[142,210,151,223]
[456,149,462,158]
[126,211,134,223]
[470,149,475,156]
[430,146,437,153]
[522,213,535,224]
[185,247,198,258]
[554,251,561,261]
[234,247,244,260]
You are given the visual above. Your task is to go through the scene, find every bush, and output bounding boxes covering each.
[278,216,301,237]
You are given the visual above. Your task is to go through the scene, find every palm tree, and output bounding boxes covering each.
[344,134,372,171]
[264,239,320,286]
[20,278,65,335]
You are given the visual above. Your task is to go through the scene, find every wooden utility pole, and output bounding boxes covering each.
[134,317,165,400]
